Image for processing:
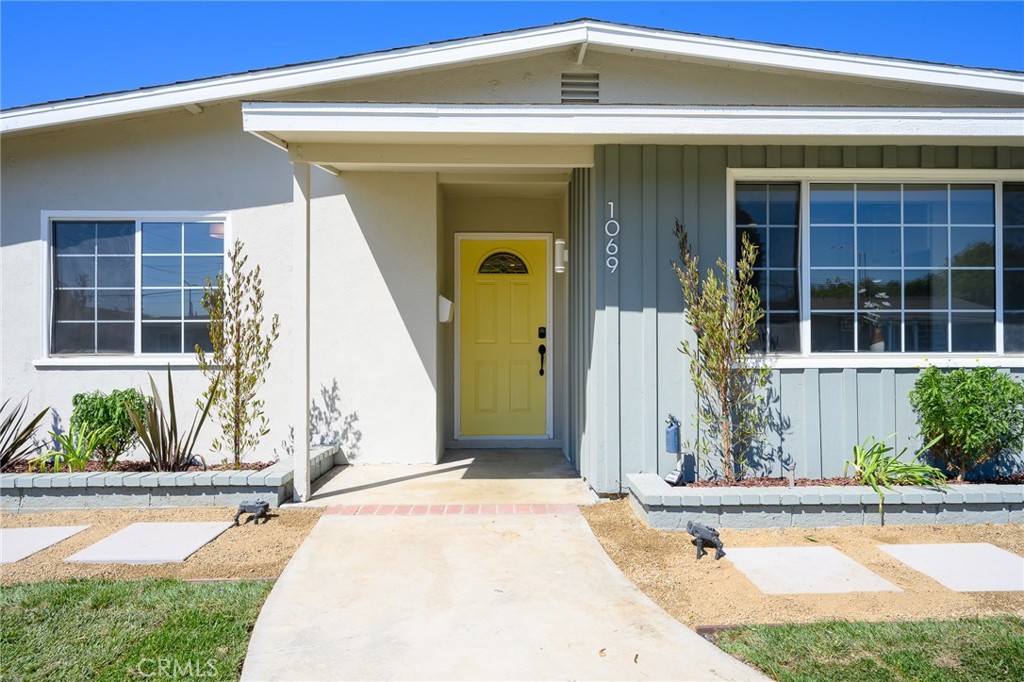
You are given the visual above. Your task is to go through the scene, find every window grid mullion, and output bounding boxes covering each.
[900,184,906,353]
[180,221,186,353]
[134,220,143,355]
[800,180,811,356]
[946,184,953,352]
[996,181,1005,355]
[852,184,859,353]
[93,223,99,353]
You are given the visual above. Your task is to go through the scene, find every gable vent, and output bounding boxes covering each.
[561,73,599,104]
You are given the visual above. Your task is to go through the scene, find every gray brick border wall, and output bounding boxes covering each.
[0,445,343,511]
[626,473,1024,529]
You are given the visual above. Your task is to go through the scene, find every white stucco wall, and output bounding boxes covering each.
[1,103,441,464]
[308,171,440,463]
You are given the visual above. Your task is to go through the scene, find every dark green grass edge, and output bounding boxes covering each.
[0,578,274,682]
[711,616,1024,682]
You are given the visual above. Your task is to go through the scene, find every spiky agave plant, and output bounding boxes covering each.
[126,367,220,472]
[0,396,49,472]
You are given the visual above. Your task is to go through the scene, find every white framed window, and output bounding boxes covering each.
[727,170,1024,367]
[44,212,227,357]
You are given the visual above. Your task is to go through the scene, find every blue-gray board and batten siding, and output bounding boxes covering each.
[567,145,1024,495]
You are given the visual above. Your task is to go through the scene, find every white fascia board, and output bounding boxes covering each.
[242,103,1024,143]
[4,20,1022,134]
[585,24,1024,96]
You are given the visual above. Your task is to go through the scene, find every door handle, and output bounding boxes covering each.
[538,344,546,376]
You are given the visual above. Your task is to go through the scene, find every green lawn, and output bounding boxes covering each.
[0,579,273,681]
[714,616,1024,682]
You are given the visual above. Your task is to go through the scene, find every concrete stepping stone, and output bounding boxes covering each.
[727,546,902,595]
[879,543,1024,592]
[65,522,232,565]
[0,526,90,564]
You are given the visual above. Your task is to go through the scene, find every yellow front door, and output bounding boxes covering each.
[459,239,547,437]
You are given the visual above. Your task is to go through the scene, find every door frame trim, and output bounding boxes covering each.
[454,232,554,441]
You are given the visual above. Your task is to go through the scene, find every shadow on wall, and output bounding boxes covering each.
[690,381,793,481]
[342,174,437,390]
[48,410,65,448]
[274,380,362,462]
[744,384,793,478]
[970,451,1024,480]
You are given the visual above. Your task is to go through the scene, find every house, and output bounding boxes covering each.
[2,19,1022,500]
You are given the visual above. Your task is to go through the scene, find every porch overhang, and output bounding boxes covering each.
[243,103,1024,167]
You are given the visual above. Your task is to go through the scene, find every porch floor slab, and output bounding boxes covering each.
[64,522,232,564]
[879,543,1024,592]
[241,512,765,681]
[726,546,902,595]
[298,449,594,506]
[0,526,90,564]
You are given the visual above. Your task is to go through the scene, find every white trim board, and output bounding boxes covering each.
[453,233,554,440]
[242,104,1024,146]
[4,19,1021,134]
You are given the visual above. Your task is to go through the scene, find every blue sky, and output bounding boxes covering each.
[2,1,1022,109]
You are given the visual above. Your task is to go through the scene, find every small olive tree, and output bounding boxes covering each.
[672,220,770,481]
[196,240,280,469]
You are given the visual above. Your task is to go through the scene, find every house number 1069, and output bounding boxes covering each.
[605,201,620,274]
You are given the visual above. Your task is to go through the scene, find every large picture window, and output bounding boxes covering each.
[733,178,1021,357]
[51,218,224,356]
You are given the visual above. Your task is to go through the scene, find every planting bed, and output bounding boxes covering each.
[628,473,1024,529]
[0,445,341,511]
[4,460,275,474]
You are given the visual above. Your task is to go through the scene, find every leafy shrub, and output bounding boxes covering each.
[126,367,219,472]
[0,397,49,472]
[845,434,946,524]
[30,423,113,473]
[70,388,148,470]
[908,366,1024,481]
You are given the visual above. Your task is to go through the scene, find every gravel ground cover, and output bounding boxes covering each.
[581,499,1024,627]
[0,507,322,584]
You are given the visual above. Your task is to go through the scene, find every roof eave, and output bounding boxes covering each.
[3,19,1023,135]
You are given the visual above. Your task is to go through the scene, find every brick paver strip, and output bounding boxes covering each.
[324,504,581,516]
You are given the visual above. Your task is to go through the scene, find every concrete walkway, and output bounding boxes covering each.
[299,449,595,506]
[242,509,766,681]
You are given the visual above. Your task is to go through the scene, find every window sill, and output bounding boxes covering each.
[33,356,203,369]
[764,354,1024,370]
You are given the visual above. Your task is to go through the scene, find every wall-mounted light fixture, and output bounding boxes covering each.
[438,294,454,323]
[554,239,568,274]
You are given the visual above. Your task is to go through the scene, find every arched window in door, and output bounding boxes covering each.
[478,251,529,274]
